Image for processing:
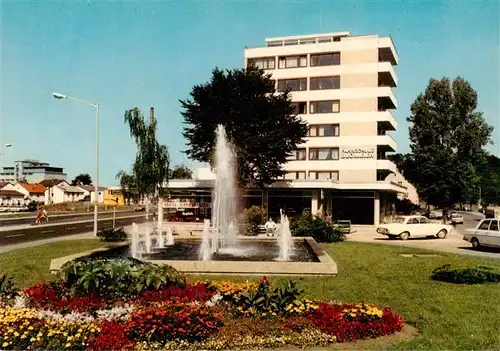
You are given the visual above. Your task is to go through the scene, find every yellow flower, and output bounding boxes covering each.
[2,342,8,348]
[65,342,72,348]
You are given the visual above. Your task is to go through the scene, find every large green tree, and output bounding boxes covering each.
[398,77,493,208]
[477,155,500,206]
[121,107,170,204]
[170,164,193,179]
[180,66,308,187]
[71,173,92,186]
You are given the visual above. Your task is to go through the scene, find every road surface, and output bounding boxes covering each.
[0,214,147,246]
[0,210,138,227]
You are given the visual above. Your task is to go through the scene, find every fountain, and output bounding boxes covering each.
[200,125,239,259]
[199,219,212,261]
[166,227,174,246]
[277,210,294,261]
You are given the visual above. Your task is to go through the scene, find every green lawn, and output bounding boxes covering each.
[1,239,499,349]
[0,239,104,287]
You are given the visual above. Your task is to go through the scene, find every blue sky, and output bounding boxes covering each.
[1,0,498,185]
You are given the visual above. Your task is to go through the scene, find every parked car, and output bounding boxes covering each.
[450,212,464,224]
[463,219,500,249]
[429,210,443,220]
[376,215,453,240]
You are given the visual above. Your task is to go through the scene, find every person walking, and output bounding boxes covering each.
[41,208,49,222]
[35,208,42,224]
[264,218,277,237]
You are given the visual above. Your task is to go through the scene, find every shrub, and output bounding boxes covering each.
[126,303,223,343]
[309,302,404,342]
[431,264,500,284]
[97,227,128,242]
[290,211,345,243]
[233,277,308,316]
[243,206,266,236]
[0,274,18,303]
[58,258,184,298]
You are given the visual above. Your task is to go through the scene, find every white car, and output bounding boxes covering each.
[463,219,500,249]
[450,213,464,224]
[376,215,453,240]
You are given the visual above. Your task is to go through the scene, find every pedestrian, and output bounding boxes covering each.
[35,208,42,224]
[42,208,49,222]
[264,218,277,237]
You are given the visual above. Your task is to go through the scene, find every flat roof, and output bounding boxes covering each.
[265,31,351,43]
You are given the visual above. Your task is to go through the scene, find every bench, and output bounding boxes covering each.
[333,220,353,234]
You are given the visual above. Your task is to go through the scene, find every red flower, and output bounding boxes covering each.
[87,321,136,351]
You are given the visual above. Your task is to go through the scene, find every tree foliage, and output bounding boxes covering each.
[476,155,500,206]
[115,170,139,205]
[71,173,92,186]
[122,107,170,200]
[170,164,193,179]
[180,66,308,187]
[396,77,493,208]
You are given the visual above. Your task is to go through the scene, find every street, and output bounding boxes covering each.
[0,209,137,227]
[0,214,147,246]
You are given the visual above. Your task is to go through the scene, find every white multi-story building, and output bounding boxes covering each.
[168,32,407,225]
[243,31,404,224]
[0,160,67,183]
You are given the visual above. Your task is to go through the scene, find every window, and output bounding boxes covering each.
[490,220,499,231]
[290,102,307,114]
[278,55,307,69]
[277,78,307,92]
[310,100,340,114]
[309,171,339,181]
[308,124,339,137]
[309,148,339,160]
[284,171,306,180]
[419,217,430,224]
[408,218,419,224]
[478,220,491,230]
[310,52,340,66]
[310,76,340,90]
[287,149,306,161]
[247,57,275,70]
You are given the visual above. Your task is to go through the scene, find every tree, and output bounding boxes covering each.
[115,170,139,205]
[180,66,308,187]
[71,173,92,186]
[402,77,493,208]
[123,107,170,205]
[477,155,500,206]
[170,164,193,179]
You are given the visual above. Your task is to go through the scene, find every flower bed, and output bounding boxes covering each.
[0,259,405,350]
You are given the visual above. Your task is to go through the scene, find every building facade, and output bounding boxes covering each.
[0,160,67,183]
[167,32,406,225]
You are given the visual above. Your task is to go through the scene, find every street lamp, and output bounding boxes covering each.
[53,91,100,237]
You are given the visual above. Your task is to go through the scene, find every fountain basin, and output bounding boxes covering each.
[50,237,337,277]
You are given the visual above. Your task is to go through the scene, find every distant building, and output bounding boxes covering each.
[13,183,46,203]
[385,171,419,204]
[0,190,25,207]
[44,180,86,204]
[0,160,67,183]
[103,186,125,206]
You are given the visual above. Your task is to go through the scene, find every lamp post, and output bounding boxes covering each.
[0,143,12,175]
[53,92,100,237]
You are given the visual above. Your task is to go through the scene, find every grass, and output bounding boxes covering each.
[190,242,500,350]
[1,239,499,349]
[0,239,103,287]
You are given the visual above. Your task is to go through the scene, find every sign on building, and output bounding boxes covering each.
[340,148,375,159]
[164,201,211,209]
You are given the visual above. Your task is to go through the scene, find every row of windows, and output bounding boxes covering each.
[284,171,339,181]
[288,147,340,161]
[290,100,340,114]
[248,52,341,70]
[277,76,340,92]
[308,124,340,137]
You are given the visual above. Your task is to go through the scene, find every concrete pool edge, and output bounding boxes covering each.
[50,237,337,276]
